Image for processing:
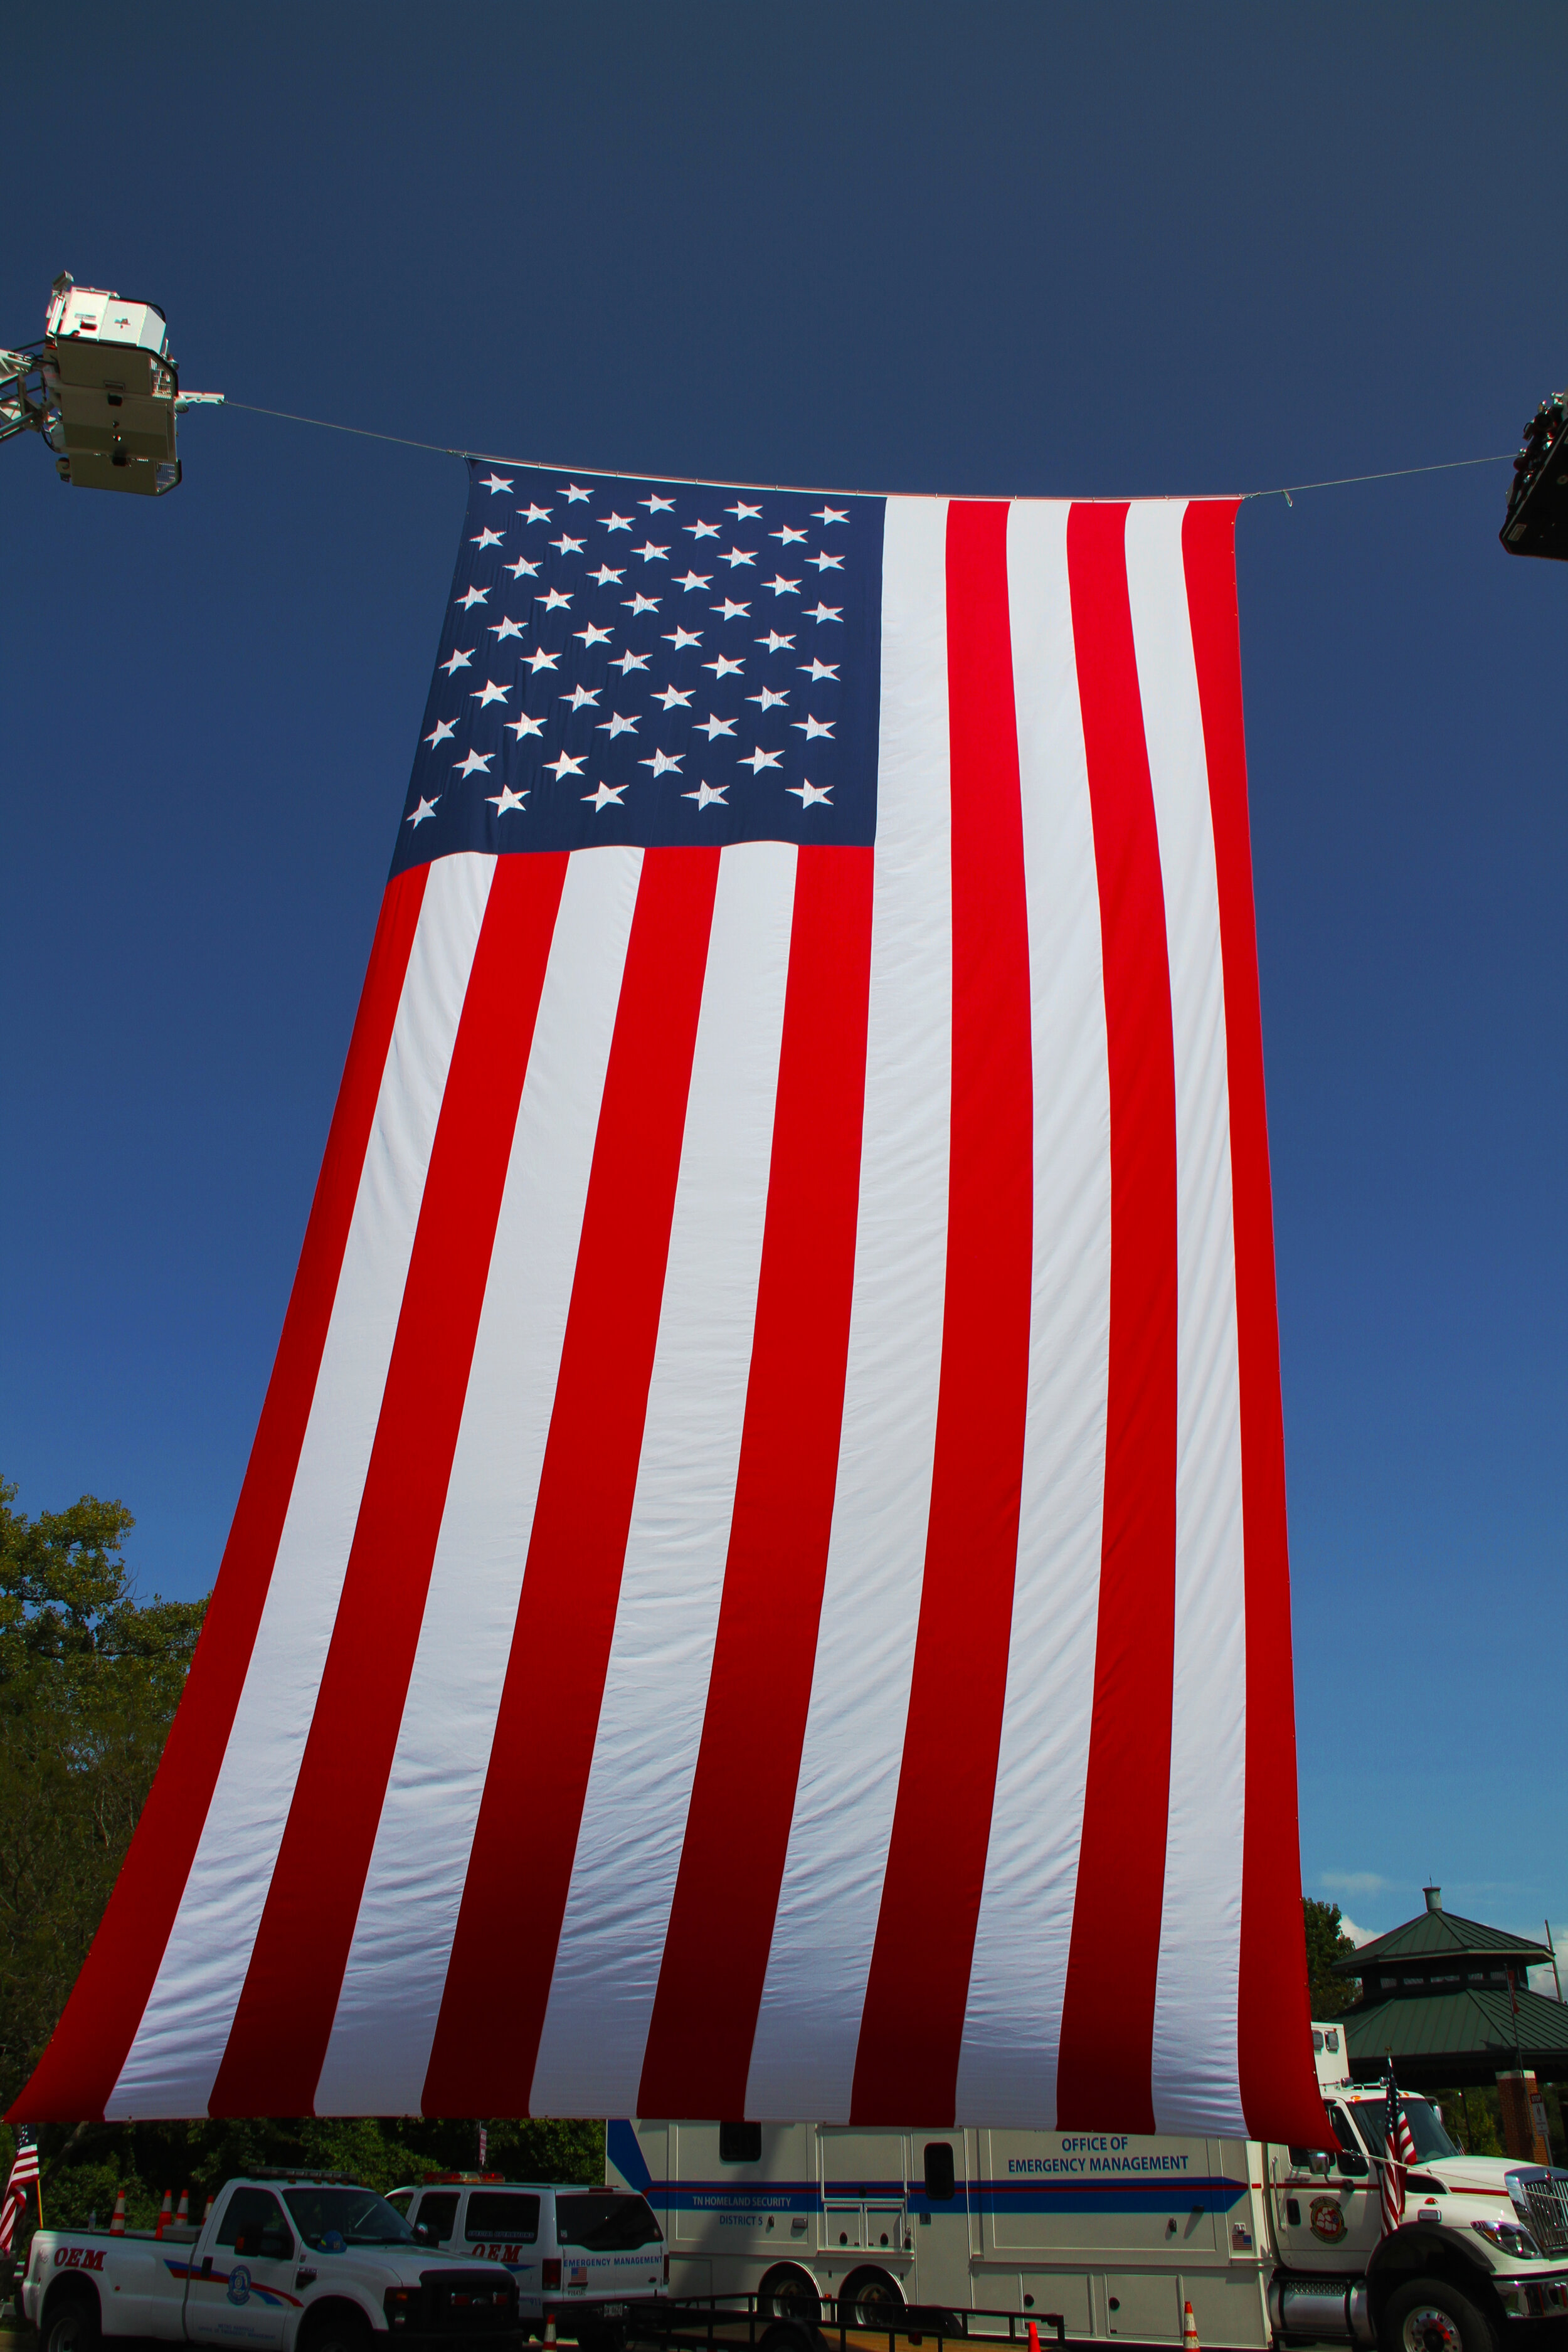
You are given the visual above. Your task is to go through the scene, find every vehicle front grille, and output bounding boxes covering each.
[1507,2169,1568,2257]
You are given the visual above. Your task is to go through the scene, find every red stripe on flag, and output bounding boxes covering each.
[8,867,430,2123]
[1055,501,1178,2133]
[422,846,721,2118]
[1182,500,1324,2145]
[850,499,1034,2125]
[209,854,569,2118]
[636,844,874,2120]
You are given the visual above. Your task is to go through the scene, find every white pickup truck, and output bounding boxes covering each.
[21,2175,520,2352]
[387,2178,667,2348]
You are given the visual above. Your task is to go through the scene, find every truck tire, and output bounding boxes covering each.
[840,2269,904,2328]
[43,2287,100,2352]
[1379,2278,1498,2352]
[759,2267,823,2325]
[298,2303,372,2352]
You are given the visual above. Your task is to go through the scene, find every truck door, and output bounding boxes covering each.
[1272,2104,1380,2272]
[185,2188,297,2349]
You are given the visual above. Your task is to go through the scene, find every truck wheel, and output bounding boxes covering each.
[1380,2279,1497,2352]
[840,2269,904,2328]
[45,2290,100,2352]
[759,2267,823,2325]
[300,2307,372,2352]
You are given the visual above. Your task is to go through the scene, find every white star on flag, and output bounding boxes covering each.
[801,657,839,681]
[440,649,473,675]
[813,504,848,524]
[600,513,633,532]
[471,527,504,549]
[633,541,670,562]
[590,564,625,585]
[766,575,802,596]
[457,586,490,610]
[490,617,526,641]
[454,750,492,778]
[575,623,613,647]
[664,627,702,650]
[425,719,456,746]
[684,519,720,538]
[406,795,438,825]
[560,483,591,502]
[549,534,586,555]
[640,492,675,512]
[583,781,627,810]
[654,686,694,709]
[728,499,762,519]
[714,599,750,620]
[563,685,601,709]
[525,648,561,672]
[506,556,539,579]
[625,594,660,615]
[487,785,529,815]
[808,552,845,571]
[771,524,807,544]
[748,687,789,710]
[759,630,795,651]
[472,681,509,707]
[684,781,729,809]
[507,712,545,739]
[696,714,736,738]
[703,655,744,679]
[546,750,586,780]
[479,474,513,494]
[794,715,835,738]
[676,571,712,591]
[741,746,783,773]
[521,502,552,524]
[721,547,756,569]
[610,650,651,673]
[808,602,843,622]
[640,749,684,776]
[541,588,573,611]
[598,713,639,737]
[788,778,833,807]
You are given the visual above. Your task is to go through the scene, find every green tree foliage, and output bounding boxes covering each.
[1303,1897,1359,2016]
[0,1478,206,2109]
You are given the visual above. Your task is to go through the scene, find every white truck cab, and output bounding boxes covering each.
[21,2174,518,2352]
[388,2181,667,2346]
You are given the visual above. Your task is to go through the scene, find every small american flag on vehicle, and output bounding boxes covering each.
[1380,2069,1417,2235]
[0,2127,39,2253]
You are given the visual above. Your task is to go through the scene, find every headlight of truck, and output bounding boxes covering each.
[1472,2220,1544,2259]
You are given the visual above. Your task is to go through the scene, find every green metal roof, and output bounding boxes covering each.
[1332,1907,1551,1974]
[1343,1983,1568,2085]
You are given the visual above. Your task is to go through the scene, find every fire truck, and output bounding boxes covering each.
[608,2028,1568,2352]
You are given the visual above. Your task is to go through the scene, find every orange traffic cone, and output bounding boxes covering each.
[109,2190,126,2236]
[176,2193,189,2227]
[203,2197,213,2223]
[1029,2327,1044,2352]
[1183,2302,1200,2352]
[155,2190,172,2241]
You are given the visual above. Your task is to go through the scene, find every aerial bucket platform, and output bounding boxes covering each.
[1500,389,1568,558]
[0,272,221,494]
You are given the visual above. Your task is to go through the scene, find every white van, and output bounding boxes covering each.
[387,2178,667,2341]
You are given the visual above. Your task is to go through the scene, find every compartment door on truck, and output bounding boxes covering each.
[185,2188,297,2349]
[818,2133,909,2260]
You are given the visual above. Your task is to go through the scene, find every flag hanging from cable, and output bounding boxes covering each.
[11,461,1328,2143]
[1380,2067,1417,2234]
[0,2129,39,2253]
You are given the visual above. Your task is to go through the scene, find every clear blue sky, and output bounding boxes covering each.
[4,5,1565,1971]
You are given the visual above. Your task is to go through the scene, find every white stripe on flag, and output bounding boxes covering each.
[746,495,953,2123]
[529,839,798,2116]
[1125,500,1248,2134]
[314,845,644,2115]
[956,499,1113,2126]
[107,852,495,2119]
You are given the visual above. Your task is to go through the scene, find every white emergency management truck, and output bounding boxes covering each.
[608,2029,1568,2352]
[384,2180,667,2346]
[22,2174,518,2352]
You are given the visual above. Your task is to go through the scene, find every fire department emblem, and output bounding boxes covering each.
[1309,2198,1347,2243]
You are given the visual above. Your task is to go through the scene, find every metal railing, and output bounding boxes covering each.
[613,2294,1067,2352]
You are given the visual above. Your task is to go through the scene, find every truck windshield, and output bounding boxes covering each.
[1346,2099,1458,2163]
[554,2195,662,2251]
[283,2188,418,2249]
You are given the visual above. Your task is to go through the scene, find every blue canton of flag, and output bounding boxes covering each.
[391,460,885,871]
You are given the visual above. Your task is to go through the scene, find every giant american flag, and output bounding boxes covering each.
[13,461,1327,2142]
